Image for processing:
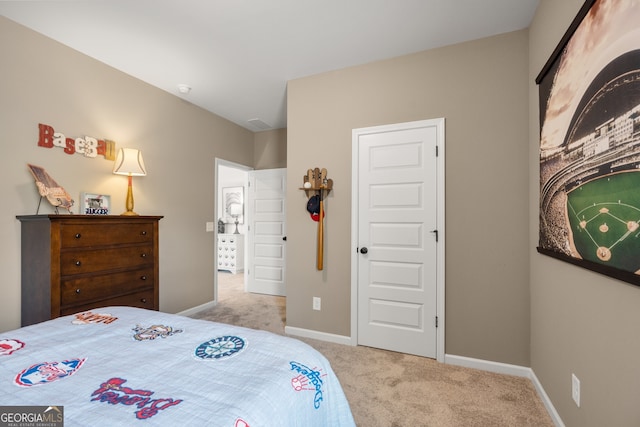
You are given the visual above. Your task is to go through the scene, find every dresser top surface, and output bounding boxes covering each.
[17,214,163,222]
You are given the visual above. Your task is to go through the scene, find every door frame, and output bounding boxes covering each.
[350,118,446,362]
[214,158,252,302]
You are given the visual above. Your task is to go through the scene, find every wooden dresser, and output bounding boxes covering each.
[217,233,244,274]
[17,215,162,326]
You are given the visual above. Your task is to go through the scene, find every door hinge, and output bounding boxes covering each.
[432,229,438,242]
[435,316,439,328]
[435,145,439,157]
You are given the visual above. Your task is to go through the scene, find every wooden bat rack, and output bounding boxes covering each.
[301,168,333,270]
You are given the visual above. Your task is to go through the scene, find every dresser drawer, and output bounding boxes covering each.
[61,245,154,275]
[219,235,240,244]
[60,222,154,248]
[60,289,156,316]
[61,268,154,306]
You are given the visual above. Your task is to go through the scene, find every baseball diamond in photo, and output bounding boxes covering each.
[567,171,640,273]
[536,0,640,284]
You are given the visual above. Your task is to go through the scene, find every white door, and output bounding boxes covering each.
[247,169,287,296]
[352,119,444,359]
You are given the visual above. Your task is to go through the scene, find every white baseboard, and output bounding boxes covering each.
[445,354,564,427]
[284,325,352,346]
[530,369,565,427]
[176,300,217,317]
[445,354,531,377]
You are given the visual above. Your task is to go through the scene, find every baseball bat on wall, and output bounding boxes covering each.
[301,167,333,270]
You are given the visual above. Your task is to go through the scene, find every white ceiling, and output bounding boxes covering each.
[1,0,539,131]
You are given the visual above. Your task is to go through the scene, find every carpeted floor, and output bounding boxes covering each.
[191,272,555,427]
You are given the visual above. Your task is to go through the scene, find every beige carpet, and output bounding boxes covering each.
[191,272,554,427]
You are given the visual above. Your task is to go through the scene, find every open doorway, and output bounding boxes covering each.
[215,158,252,302]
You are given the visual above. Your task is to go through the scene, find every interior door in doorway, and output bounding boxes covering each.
[247,168,287,296]
[353,119,444,359]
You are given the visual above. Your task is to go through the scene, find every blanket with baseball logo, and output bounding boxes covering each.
[0,306,355,426]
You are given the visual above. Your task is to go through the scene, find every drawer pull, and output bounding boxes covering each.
[75,233,82,239]
[141,231,147,236]
[75,289,81,294]
[141,298,147,304]
[141,253,147,258]
[75,260,82,266]
[140,275,147,281]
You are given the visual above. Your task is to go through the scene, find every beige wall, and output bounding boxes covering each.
[529,1,640,425]
[0,16,256,331]
[287,30,531,365]
[254,128,287,170]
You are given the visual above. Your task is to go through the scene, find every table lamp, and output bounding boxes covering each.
[113,148,146,216]
[229,203,242,234]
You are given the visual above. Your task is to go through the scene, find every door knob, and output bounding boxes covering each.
[360,247,368,254]
[282,236,287,241]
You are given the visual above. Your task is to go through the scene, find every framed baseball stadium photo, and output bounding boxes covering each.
[536,0,640,285]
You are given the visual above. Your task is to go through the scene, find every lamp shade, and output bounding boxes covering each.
[113,148,147,176]
[229,203,242,216]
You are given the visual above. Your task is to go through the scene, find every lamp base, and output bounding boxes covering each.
[233,218,240,234]
[121,176,139,216]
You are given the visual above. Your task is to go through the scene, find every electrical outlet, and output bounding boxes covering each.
[206,222,214,232]
[313,297,321,311]
[572,373,580,407]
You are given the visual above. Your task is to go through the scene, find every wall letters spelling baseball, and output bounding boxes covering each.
[37,123,116,160]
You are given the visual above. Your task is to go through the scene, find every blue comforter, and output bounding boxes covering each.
[0,306,355,426]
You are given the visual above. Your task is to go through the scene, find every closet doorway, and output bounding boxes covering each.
[351,118,445,361]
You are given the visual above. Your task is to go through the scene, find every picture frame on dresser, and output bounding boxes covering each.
[80,192,111,215]
[222,186,244,224]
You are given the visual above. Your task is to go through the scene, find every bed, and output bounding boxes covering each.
[0,306,355,426]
